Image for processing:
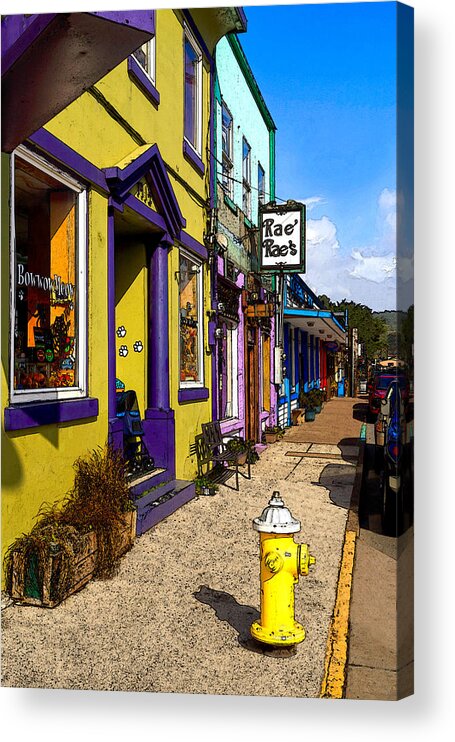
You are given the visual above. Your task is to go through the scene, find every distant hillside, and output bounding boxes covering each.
[373,310,406,330]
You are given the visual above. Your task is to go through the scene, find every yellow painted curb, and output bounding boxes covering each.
[320,529,357,699]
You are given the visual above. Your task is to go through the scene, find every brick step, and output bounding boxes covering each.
[134,479,195,536]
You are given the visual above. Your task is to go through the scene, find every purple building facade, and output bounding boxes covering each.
[213,33,278,445]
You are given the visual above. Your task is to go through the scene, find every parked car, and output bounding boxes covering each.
[380,380,407,535]
[368,370,410,420]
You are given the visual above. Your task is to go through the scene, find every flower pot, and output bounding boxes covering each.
[198,485,217,496]
[265,432,278,444]
[314,405,322,414]
[236,451,248,465]
[305,409,316,422]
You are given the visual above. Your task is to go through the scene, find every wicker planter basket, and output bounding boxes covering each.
[9,510,136,608]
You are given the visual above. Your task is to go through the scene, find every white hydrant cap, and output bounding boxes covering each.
[253,491,301,534]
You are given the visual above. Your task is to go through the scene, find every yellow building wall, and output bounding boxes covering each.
[115,243,148,414]
[169,250,212,481]
[44,9,210,243]
[2,9,214,582]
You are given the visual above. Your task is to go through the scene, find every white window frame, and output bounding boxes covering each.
[258,162,266,207]
[221,101,234,198]
[133,36,156,86]
[9,145,87,404]
[242,137,251,219]
[222,325,239,420]
[183,26,203,157]
[178,248,204,389]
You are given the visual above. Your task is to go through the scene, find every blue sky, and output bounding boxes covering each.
[240,2,413,312]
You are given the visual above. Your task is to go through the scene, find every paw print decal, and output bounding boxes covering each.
[116,326,127,338]
[119,345,128,357]
[133,341,143,353]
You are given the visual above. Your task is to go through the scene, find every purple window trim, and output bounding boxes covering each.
[4,398,99,432]
[183,140,205,177]
[103,143,186,237]
[178,231,208,261]
[127,56,160,107]
[122,192,168,233]
[28,129,108,193]
[178,387,209,403]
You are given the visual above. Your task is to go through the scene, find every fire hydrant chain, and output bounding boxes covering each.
[250,491,316,647]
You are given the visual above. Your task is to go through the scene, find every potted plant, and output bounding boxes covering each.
[4,445,137,608]
[225,437,249,465]
[309,389,324,413]
[246,440,259,464]
[62,444,137,576]
[300,392,316,422]
[263,424,285,443]
[194,475,218,496]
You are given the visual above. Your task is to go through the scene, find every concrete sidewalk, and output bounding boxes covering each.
[1,398,362,698]
[345,527,414,700]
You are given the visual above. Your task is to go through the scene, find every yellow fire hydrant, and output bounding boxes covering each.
[250,491,316,646]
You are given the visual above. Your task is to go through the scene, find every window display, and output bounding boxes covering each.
[11,149,85,398]
[179,253,201,384]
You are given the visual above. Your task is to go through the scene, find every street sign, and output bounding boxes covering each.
[258,200,305,273]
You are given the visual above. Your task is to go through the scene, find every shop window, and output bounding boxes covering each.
[133,36,156,85]
[221,102,233,198]
[179,251,203,386]
[184,29,202,156]
[10,146,87,403]
[242,137,251,219]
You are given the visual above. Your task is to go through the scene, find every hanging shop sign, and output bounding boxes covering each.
[258,200,305,273]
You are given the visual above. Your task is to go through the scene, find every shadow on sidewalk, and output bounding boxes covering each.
[194,586,297,658]
[312,437,359,509]
[352,401,368,422]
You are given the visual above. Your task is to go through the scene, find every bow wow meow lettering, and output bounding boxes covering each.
[259,202,306,272]
[17,264,75,299]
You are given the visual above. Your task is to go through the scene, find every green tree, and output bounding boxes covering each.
[318,296,389,360]
[397,304,414,371]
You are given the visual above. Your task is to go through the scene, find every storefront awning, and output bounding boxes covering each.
[283,307,346,345]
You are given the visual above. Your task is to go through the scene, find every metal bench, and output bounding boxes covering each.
[190,422,251,491]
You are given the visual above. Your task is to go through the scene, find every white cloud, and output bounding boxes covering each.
[378,188,397,235]
[298,196,327,212]
[306,215,338,246]
[349,251,396,282]
[397,255,414,284]
[301,188,402,310]
[379,188,396,211]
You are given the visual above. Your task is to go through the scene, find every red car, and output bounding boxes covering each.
[368,372,410,419]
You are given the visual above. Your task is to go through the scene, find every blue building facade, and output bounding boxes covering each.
[278,275,347,428]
